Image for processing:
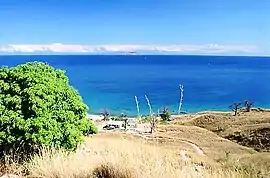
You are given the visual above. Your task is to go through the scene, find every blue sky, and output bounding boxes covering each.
[0,0,269,55]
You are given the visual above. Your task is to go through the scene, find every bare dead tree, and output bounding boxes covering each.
[145,94,157,134]
[120,113,128,130]
[244,100,254,112]
[229,102,242,116]
[101,108,110,121]
[149,114,158,134]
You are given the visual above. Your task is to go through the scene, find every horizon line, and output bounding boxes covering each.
[0,53,269,58]
[0,43,266,56]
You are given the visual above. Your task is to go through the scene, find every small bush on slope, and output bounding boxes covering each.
[159,106,171,121]
[0,62,97,160]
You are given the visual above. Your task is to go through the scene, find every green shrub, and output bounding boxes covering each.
[159,107,171,121]
[0,62,97,159]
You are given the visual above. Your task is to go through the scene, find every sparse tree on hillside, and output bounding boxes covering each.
[101,109,110,121]
[244,100,253,112]
[120,113,127,119]
[120,113,128,130]
[229,102,242,116]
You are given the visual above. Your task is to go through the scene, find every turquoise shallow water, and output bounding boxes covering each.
[1,55,270,116]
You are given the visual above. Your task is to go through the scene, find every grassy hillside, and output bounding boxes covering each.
[1,109,270,177]
[179,109,270,152]
[156,125,255,159]
[1,134,267,178]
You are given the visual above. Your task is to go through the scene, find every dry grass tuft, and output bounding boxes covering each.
[0,157,24,177]
[92,163,134,178]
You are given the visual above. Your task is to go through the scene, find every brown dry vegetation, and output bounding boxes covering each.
[156,125,255,159]
[0,134,267,178]
[178,109,270,151]
[1,109,270,178]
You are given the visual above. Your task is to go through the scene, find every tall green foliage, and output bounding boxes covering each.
[0,62,97,158]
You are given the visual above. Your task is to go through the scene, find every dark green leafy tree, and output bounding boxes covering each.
[0,62,97,160]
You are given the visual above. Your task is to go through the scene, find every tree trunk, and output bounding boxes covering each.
[234,108,237,116]
[124,119,127,130]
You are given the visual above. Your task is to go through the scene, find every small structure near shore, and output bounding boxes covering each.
[87,114,103,121]
[103,121,124,130]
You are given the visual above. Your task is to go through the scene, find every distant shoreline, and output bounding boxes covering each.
[86,109,227,119]
[86,103,270,118]
[87,107,270,120]
[87,107,231,118]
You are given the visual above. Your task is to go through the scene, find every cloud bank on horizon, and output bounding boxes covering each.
[0,43,259,55]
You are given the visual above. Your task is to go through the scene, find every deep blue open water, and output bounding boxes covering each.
[1,55,270,116]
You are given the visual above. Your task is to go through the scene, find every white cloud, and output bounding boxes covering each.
[0,43,259,55]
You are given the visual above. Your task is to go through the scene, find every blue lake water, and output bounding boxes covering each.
[1,55,270,116]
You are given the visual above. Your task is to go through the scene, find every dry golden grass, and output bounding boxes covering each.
[0,161,24,177]
[239,152,270,175]
[179,110,270,133]
[15,134,261,178]
[156,125,255,160]
[175,109,270,151]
